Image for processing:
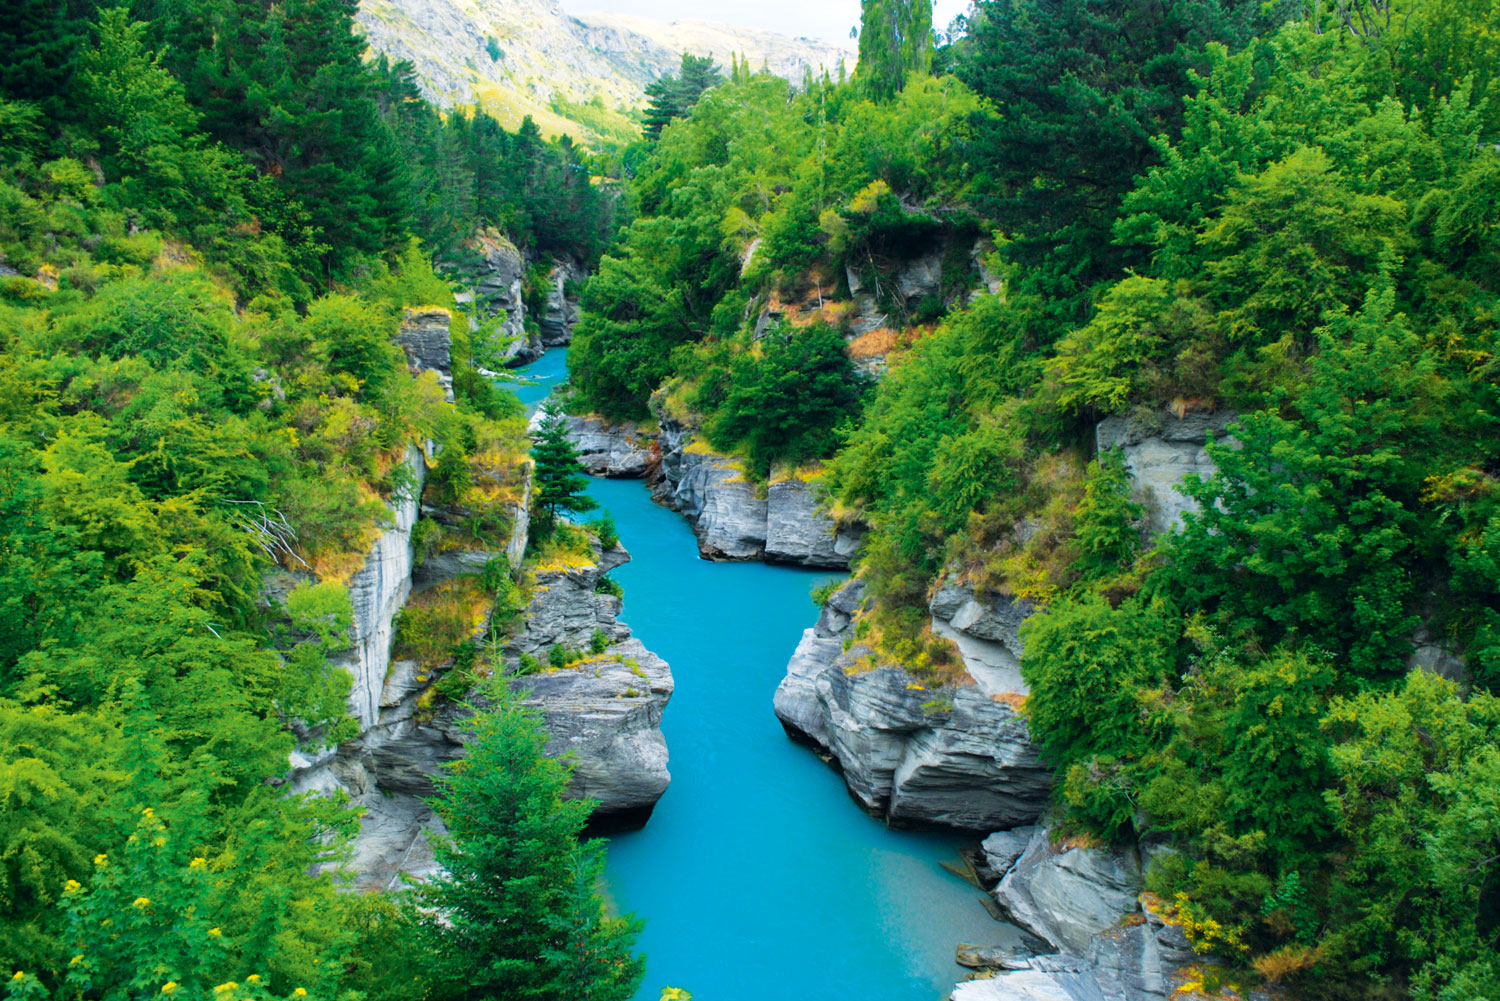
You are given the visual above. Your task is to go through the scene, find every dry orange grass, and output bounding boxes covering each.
[990,692,1027,711]
[848,327,900,359]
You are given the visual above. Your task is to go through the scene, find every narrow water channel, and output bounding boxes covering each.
[511,348,1021,1000]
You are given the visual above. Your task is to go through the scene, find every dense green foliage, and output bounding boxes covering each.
[0,0,612,298]
[642,54,725,142]
[565,0,1500,994]
[0,4,638,998]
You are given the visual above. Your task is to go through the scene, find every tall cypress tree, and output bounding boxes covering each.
[856,0,933,101]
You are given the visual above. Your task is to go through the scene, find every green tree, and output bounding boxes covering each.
[708,323,865,477]
[1161,294,1443,681]
[857,0,933,101]
[418,688,642,1001]
[530,407,597,537]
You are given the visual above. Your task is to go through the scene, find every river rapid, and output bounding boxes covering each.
[511,348,1022,1000]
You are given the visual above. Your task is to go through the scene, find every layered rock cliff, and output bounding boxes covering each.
[281,302,670,891]
[544,406,859,569]
[508,543,673,827]
[953,824,1217,1001]
[773,580,1052,831]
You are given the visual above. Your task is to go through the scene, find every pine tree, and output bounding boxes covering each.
[856,0,933,101]
[531,405,597,537]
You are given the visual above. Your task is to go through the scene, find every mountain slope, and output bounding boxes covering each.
[357,0,851,144]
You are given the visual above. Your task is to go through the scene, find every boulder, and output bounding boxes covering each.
[978,826,1037,885]
[396,307,455,402]
[1095,409,1237,535]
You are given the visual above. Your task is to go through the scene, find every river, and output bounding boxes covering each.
[511,348,1023,1000]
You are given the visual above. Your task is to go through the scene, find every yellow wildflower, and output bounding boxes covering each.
[152,837,166,847]
[189,858,206,869]
[132,897,152,909]
[293,990,308,998]
[64,879,82,893]
[161,984,178,994]
[70,955,84,967]
[11,972,25,982]
[213,982,238,994]
[94,854,108,865]
[208,927,222,938]
[142,807,154,817]
[246,975,261,984]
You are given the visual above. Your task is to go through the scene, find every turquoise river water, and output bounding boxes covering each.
[510,348,1017,1000]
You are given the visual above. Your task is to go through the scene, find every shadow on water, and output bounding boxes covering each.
[509,349,1022,1001]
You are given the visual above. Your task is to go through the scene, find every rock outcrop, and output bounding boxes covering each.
[339,445,426,731]
[538,256,584,348]
[395,307,455,402]
[952,824,1216,1001]
[652,413,855,568]
[1095,408,1237,535]
[546,413,654,478]
[549,403,858,568]
[455,228,529,363]
[773,581,1052,831]
[507,543,673,826]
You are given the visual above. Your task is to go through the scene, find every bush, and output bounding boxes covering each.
[589,629,609,654]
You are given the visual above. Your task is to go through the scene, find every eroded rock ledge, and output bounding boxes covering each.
[952,824,1230,1001]
[773,580,1051,831]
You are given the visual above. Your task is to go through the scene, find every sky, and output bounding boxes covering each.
[564,0,973,50]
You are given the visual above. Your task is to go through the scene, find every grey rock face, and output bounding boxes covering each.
[774,581,1052,831]
[651,412,857,568]
[765,480,846,567]
[294,522,668,890]
[516,636,672,821]
[540,412,655,478]
[951,822,1207,1001]
[336,446,425,730]
[452,228,531,364]
[978,826,1038,885]
[1406,621,1468,684]
[993,827,1143,956]
[930,582,1035,696]
[395,307,455,402]
[538,257,585,347]
[1095,409,1237,535]
[508,544,672,823]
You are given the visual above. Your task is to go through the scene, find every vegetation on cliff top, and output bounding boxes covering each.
[568,0,1500,994]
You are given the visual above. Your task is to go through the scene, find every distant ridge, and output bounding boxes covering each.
[357,0,852,146]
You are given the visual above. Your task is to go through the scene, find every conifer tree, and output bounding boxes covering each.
[419,689,643,1001]
[531,405,597,537]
